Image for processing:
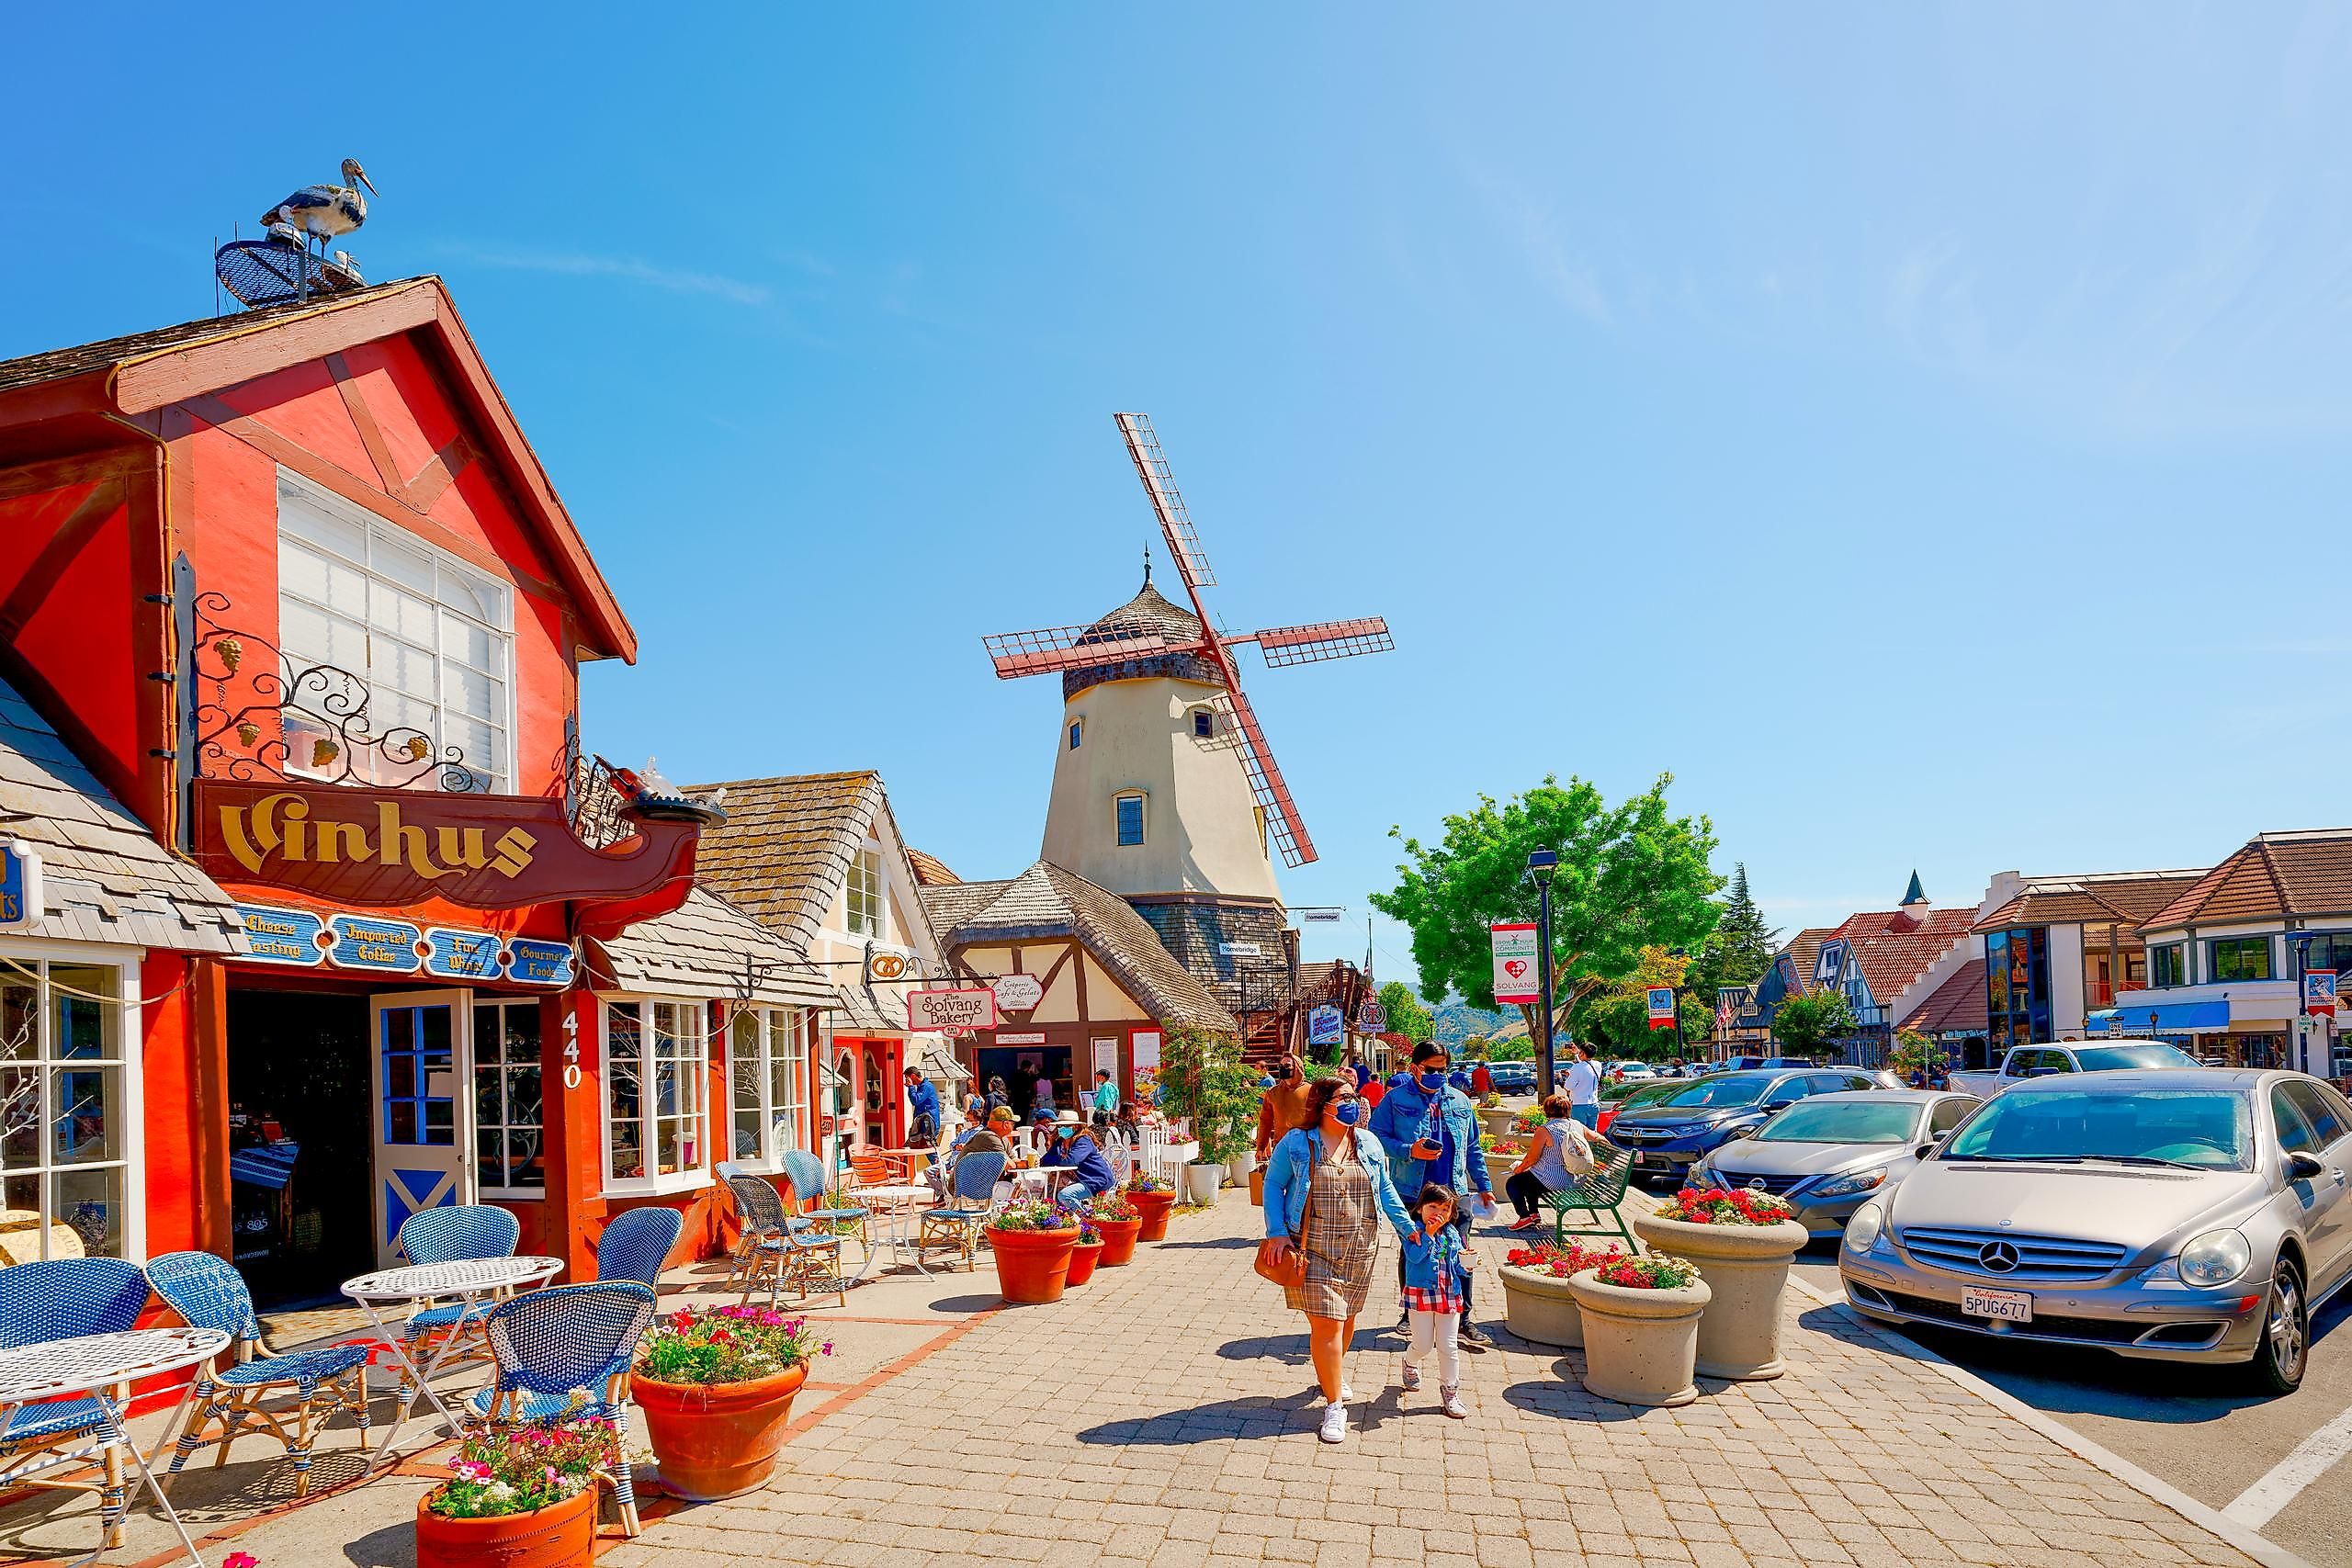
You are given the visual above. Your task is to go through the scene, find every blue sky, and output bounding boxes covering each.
[10,6,2352,987]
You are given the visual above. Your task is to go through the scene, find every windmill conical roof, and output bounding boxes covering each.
[1062,576,1219,699]
[1082,580,1203,643]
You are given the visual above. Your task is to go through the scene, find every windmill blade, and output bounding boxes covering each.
[1114,412,1216,590]
[1241,616,1396,668]
[981,624,1191,679]
[1224,686,1317,868]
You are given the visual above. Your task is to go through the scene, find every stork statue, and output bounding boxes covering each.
[261,158,378,248]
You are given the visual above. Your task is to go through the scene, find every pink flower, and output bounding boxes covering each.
[820,1342,833,1356]
[449,1460,491,1482]
[225,1555,258,1568]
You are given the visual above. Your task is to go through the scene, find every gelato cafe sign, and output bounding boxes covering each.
[192,778,706,910]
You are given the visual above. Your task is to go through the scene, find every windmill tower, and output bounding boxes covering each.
[981,413,1394,1010]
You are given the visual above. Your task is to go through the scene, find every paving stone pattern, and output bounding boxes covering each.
[606,1199,2264,1568]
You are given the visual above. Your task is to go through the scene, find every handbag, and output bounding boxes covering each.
[1253,1133,1319,1289]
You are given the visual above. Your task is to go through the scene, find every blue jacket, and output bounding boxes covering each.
[1044,1134,1117,1196]
[1260,1126,1415,1242]
[1367,1075,1491,1198]
[908,1077,942,1127]
[1400,1223,1471,1293]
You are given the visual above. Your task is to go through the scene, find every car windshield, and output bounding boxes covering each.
[1939,1089,2250,1170]
[1756,1100,1919,1145]
[2071,1044,2199,1073]
[1649,1073,1781,1109]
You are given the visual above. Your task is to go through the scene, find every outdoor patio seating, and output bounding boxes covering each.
[468,1281,658,1536]
[726,1175,844,1308]
[0,1256,158,1545]
[916,1149,1006,1271]
[1543,1145,1637,1251]
[782,1149,868,1241]
[144,1251,373,1498]
[596,1206,684,1291]
[394,1205,522,1388]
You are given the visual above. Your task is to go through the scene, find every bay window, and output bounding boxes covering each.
[605,998,707,1190]
[728,1008,811,1170]
[0,954,138,1261]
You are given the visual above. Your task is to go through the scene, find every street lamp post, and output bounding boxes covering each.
[1528,849,1559,1103]
[1668,946,1689,1066]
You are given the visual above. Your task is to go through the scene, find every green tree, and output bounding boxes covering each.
[1891,1028,1949,1077]
[1770,991,1858,1055]
[1485,1036,1535,1061]
[1572,945,1713,1054]
[1372,774,1724,1046]
[1158,1028,1257,1165]
[1375,980,1433,1044]
[1685,863,1780,1006]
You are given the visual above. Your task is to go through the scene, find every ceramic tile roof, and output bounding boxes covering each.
[1902,958,1987,1035]
[923,862,1238,1032]
[905,848,958,886]
[586,886,834,1006]
[1973,871,2210,933]
[1831,907,1976,1009]
[0,678,246,953]
[2142,830,2352,931]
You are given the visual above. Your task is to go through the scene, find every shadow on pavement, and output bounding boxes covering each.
[1077,1392,1320,1445]
[1152,1236,1257,1251]
[922,1293,1005,1314]
[1499,1372,1653,1424]
[1215,1325,1402,1365]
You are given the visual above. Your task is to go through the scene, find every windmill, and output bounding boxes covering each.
[981,412,1394,874]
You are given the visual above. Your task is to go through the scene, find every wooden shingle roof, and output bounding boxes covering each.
[904,848,959,886]
[685,771,901,949]
[586,886,834,1006]
[2142,830,2352,931]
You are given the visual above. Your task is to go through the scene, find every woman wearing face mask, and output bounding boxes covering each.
[1251,1055,1314,1206]
[1261,1076,1416,1445]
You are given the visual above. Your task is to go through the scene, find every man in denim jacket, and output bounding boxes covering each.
[1367,1041,1495,1347]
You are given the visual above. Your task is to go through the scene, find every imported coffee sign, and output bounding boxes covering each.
[194,779,703,910]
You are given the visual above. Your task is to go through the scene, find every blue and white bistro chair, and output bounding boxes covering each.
[0,1257,154,1545]
[469,1281,657,1535]
[394,1204,522,1389]
[726,1176,844,1309]
[781,1149,868,1242]
[144,1251,372,1496]
[595,1207,684,1292]
[917,1149,1007,1272]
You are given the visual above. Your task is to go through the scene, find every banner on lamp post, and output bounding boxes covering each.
[1491,922,1541,1006]
[2306,971,2338,1017]
[1646,987,1678,1031]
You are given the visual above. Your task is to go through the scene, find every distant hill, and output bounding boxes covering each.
[1431,998,1518,1045]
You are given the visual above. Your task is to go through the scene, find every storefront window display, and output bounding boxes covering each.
[0,956,135,1261]
[472,999,543,1192]
[605,998,707,1188]
[729,1008,809,1171]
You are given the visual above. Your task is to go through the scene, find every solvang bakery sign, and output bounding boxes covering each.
[192,778,705,909]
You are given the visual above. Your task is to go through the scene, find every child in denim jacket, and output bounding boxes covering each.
[1397,1182,1478,1417]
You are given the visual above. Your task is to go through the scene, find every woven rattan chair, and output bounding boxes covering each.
[781,1149,867,1242]
[1543,1145,1638,1251]
[916,1149,1006,1271]
[145,1251,372,1497]
[596,1207,684,1291]
[727,1176,844,1308]
[469,1281,657,1535]
[394,1205,521,1388]
[0,1257,153,1544]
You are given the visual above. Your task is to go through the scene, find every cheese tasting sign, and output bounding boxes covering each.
[194,779,702,910]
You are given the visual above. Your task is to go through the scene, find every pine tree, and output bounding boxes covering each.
[1686,863,1780,1004]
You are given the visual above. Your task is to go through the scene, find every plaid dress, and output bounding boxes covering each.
[1285,1134,1381,1319]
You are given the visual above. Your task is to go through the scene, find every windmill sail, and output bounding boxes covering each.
[1248,617,1395,667]
[982,625,1187,679]
[1114,412,1216,590]
[1224,686,1316,867]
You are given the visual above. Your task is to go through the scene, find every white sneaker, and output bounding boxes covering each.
[1318,1401,1349,1443]
[1339,1382,1356,1403]
[1440,1384,1468,1419]
[1400,1363,1421,1392]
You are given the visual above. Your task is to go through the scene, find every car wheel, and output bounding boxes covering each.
[2251,1261,2309,1395]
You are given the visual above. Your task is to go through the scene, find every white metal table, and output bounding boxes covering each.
[1006,1167,1070,1204]
[0,1325,229,1566]
[342,1255,562,1464]
[846,1183,935,1281]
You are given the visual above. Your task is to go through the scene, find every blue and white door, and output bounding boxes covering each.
[369,990,478,1267]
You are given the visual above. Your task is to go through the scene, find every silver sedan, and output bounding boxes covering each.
[1839,1068,2352,1393]
[1692,1090,1978,1236]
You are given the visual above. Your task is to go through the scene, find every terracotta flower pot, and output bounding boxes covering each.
[1129,1190,1176,1241]
[1498,1263,1583,1348]
[635,1362,810,1502]
[415,1483,594,1568]
[1566,1268,1712,1408]
[1093,1216,1142,1266]
[988,1224,1080,1303]
[1065,1237,1103,1287]
[1633,1210,1809,1380]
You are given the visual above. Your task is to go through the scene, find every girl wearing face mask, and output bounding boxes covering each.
[1261,1076,1416,1445]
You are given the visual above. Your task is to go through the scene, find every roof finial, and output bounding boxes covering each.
[1143,544,1153,588]
[1902,870,1927,907]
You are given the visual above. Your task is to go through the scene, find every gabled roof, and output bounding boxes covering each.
[684,771,939,956]
[920,862,1238,1032]
[0,276,636,662]
[0,675,245,953]
[1902,958,1987,1035]
[1830,907,1976,1008]
[1974,870,2210,934]
[2142,829,2352,931]
[585,886,834,1006]
[905,848,959,886]
[1780,929,1835,995]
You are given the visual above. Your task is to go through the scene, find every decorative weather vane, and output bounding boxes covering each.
[215,157,379,310]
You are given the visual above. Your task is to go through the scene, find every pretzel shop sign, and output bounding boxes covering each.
[192,778,701,910]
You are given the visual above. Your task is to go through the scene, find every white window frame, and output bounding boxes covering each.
[845,848,884,938]
[728,1007,812,1174]
[1114,792,1147,848]
[600,995,710,1197]
[0,941,144,1262]
[275,469,519,793]
[471,998,544,1198]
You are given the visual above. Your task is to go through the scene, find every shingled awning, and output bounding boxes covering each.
[585,886,834,1007]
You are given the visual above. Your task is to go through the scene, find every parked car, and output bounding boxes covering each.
[1609,1061,1658,1081]
[1597,1079,1688,1134]
[1948,1041,2199,1100]
[1605,1067,1883,1183]
[1839,1068,2352,1393]
[1487,1060,1536,1093]
[1692,1090,1979,1237]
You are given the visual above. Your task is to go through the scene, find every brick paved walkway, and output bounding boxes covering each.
[606,1196,2267,1568]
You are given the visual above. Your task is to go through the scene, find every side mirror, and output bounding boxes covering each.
[1915,1144,1938,1160]
[2288,1150,2327,1183]
[1730,1125,1756,1139]
[1764,1099,1797,1111]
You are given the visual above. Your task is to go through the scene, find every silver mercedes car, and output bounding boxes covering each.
[1839,1068,2352,1393]
[1691,1090,1980,1236]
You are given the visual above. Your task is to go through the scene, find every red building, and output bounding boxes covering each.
[0,277,818,1304]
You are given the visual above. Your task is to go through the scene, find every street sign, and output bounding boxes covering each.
[1355,1000,1385,1033]
[2307,971,2339,1017]
[907,987,998,1032]
[1307,1004,1343,1047]
[0,842,40,931]
[1646,987,1677,1030]
[1491,922,1541,1006]
[990,973,1045,1011]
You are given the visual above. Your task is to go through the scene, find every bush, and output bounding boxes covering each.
[1159,1028,1258,1165]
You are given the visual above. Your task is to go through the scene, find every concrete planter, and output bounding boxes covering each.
[1184,1163,1224,1207]
[1226,1150,1258,1187]
[1632,1210,1809,1381]
[1566,1268,1711,1408]
[1479,1108,1520,1139]
[1498,1263,1583,1348]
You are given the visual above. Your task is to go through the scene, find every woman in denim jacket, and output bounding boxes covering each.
[1261,1077,1416,1444]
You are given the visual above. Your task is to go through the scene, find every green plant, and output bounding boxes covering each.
[987,1200,1075,1233]
[426,1420,618,1518]
[1589,1253,1700,1291]
[1659,1188,1793,1225]
[1504,1239,1626,1279]
[1159,1028,1258,1165]
[1477,1090,1502,1108]
[1090,1191,1140,1223]
[1125,1172,1172,1195]
[1891,1028,1949,1077]
[1770,990,1858,1055]
[637,1305,830,1387]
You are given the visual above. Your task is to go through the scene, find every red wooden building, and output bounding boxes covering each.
[0,277,820,1304]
